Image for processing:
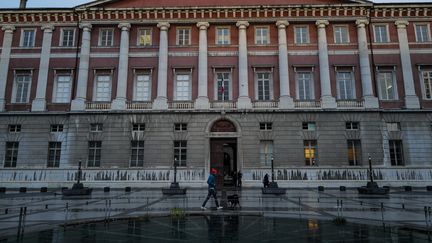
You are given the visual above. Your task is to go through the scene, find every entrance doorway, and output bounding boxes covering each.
[210,138,237,189]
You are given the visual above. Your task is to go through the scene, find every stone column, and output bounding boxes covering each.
[316,20,337,109]
[356,19,379,109]
[0,25,15,112]
[395,20,420,109]
[195,22,210,110]
[32,25,55,111]
[236,21,252,109]
[112,23,131,110]
[276,20,294,109]
[153,22,170,110]
[71,23,92,111]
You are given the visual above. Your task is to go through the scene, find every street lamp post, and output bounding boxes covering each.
[368,154,374,185]
[173,157,178,185]
[271,156,275,183]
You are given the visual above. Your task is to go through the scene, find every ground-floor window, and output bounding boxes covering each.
[389,140,404,166]
[130,140,144,167]
[88,141,101,167]
[174,140,187,166]
[260,140,273,166]
[4,142,19,168]
[47,142,61,168]
[304,140,317,166]
[347,140,361,166]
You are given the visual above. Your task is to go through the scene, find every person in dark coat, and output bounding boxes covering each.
[263,173,270,188]
[237,171,242,187]
[201,168,223,210]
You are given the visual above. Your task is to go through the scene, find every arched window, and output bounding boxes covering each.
[211,119,236,132]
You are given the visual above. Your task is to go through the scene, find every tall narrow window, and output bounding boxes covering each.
[53,70,72,103]
[47,142,61,168]
[174,73,191,101]
[260,140,273,166]
[215,72,231,101]
[296,72,314,100]
[347,140,361,166]
[88,141,101,167]
[130,141,144,167]
[174,140,187,166]
[216,27,230,45]
[304,140,317,166]
[60,28,75,47]
[177,28,191,46]
[94,71,112,102]
[334,26,349,44]
[255,27,269,45]
[295,26,309,44]
[377,69,397,100]
[137,28,152,46]
[13,70,32,103]
[134,71,151,101]
[374,25,389,43]
[421,70,432,100]
[256,72,272,101]
[21,29,35,47]
[415,24,430,43]
[99,29,114,47]
[336,71,355,100]
[4,142,19,168]
[389,140,404,166]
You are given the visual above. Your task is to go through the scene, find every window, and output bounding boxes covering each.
[377,70,397,100]
[255,27,269,45]
[256,72,272,101]
[260,122,272,131]
[90,123,103,132]
[137,28,152,46]
[130,141,144,167]
[415,24,430,43]
[99,29,114,47]
[304,140,317,166]
[60,28,75,47]
[50,124,64,132]
[177,28,191,46]
[47,142,61,168]
[302,122,316,131]
[174,123,187,131]
[4,142,19,168]
[386,122,400,132]
[336,71,355,100]
[174,140,187,166]
[88,141,101,167]
[53,71,72,103]
[374,25,389,43]
[174,73,191,101]
[295,26,309,44]
[215,72,231,101]
[132,123,145,132]
[346,122,359,130]
[389,140,404,166]
[12,70,32,103]
[8,124,21,133]
[296,72,314,100]
[216,27,230,45]
[260,140,273,166]
[334,26,349,44]
[21,29,35,47]
[94,71,112,102]
[134,72,151,101]
[347,140,361,166]
[421,70,432,100]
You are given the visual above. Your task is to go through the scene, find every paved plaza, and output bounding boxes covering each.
[0,187,432,241]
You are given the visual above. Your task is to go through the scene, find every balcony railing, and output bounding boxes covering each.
[337,99,364,108]
[168,101,194,110]
[210,101,237,109]
[85,102,111,110]
[294,100,321,108]
[126,102,152,110]
[252,101,279,109]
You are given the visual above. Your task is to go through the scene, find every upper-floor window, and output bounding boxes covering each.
[137,28,152,46]
[174,140,187,166]
[215,71,231,101]
[133,70,151,101]
[90,123,103,132]
[334,26,349,44]
[386,122,401,132]
[8,124,21,133]
[255,27,269,45]
[336,69,355,100]
[255,72,272,101]
[132,123,145,132]
[99,28,114,47]
[50,124,64,132]
[377,67,397,100]
[374,25,389,43]
[12,70,32,103]
[21,29,36,47]
[346,122,359,130]
[174,72,191,101]
[177,28,191,46]
[414,24,431,43]
[53,70,72,103]
[174,123,187,131]
[93,70,112,102]
[130,140,144,167]
[60,28,75,47]
[295,26,309,44]
[260,122,272,131]
[421,70,432,100]
[47,142,61,168]
[216,27,230,45]
[302,122,316,131]
[296,71,314,100]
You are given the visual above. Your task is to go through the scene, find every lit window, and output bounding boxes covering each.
[255,27,269,45]
[138,28,152,46]
[174,140,187,166]
[389,140,404,166]
[295,26,309,44]
[21,29,35,47]
[260,140,273,166]
[4,142,19,168]
[304,140,317,166]
[130,141,144,167]
[88,141,101,167]
[61,28,75,47]
[177,28,191,46]
[334,26,349,44]
[374,25,389,43]
[415,24,430,43]
[347,140,361,166]
[99,29,114,47]
[216,27,230,45]
[47,142,61,168]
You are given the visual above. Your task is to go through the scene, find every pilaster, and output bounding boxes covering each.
[195,22,210,110]
[276,20,294,109]
[0,25,15,112]
[153,22,170,110]
[236,21,252,109]
[112,23,131,110]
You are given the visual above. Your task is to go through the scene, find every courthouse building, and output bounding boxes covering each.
[0,0,431,188]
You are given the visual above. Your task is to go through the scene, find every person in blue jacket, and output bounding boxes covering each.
[201,168,223,210]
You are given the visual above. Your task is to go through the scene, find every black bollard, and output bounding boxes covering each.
[0,187,6,193]
[404,186,412,192]
[339,186,346,191]
[5,208,8,214]
[125,186,131,192]
[19,187,27,193]
[40,187,47,193]
[104,187,110,192]
[426,186,432,191]
[318,186,324,192]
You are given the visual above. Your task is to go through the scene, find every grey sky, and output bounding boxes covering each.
[0,0,431,8]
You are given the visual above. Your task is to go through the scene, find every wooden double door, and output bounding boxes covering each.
[210,138,237,189]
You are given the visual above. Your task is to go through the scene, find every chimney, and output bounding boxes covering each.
[19,0,27,9]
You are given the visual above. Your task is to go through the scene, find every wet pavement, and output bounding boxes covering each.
[0,187,432,241]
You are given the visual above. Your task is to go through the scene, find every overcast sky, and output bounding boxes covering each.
[0,0,431,8]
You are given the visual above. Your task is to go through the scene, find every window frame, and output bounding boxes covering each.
[132,123,146,132]
[335,68,356,100]
[50,124,64,133]
[133,69,152,101]
[376,67,398,101]
[333,25,350,44]
[347,139,361,166]
[260,140,274,166]
[87,141,102,167]
[414,23,431,43]
[215,27,230,45]
[47,142,62,168]
[52,69,73,103]
[20,28,36,47]
[90,123,103,132]
[254,71,273,101]
[373,24,390,43]
[304,140,317,166]
[130,140,144,167]
[176,27,191,46]
[60,28,76,47]
[294,26,310,44]
[173,140,187,167]
[302,122,316,131]
[254,26,270,45]
[98,28,114,47]
[4,142,19,168]
[419,69,432,100]
[295,71,315,100]
[214,70,232,101]
[345,122,359,130]
[389,140,404,166]
[137,27,152,46]
[174,123,188,131]
[93,70,113,102]
[8,124,21,133]
[259,122,273,131]
[173,71,192,101]
[11,70,32,104]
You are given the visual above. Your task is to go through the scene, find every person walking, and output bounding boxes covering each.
[237,171,242,188]
[201,168,223,210]
[263,173,270,188]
